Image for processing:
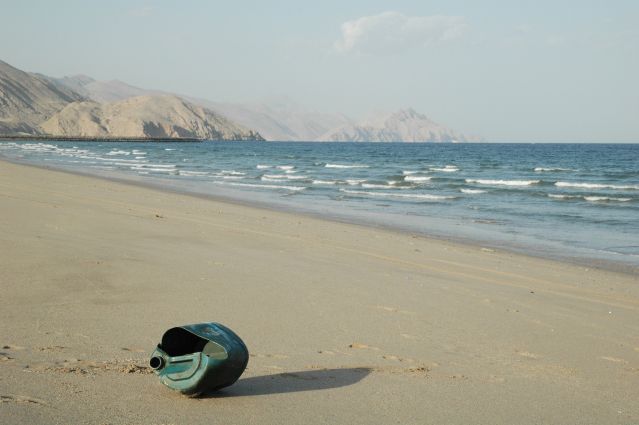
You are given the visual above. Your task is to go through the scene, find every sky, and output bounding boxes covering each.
[1,0,638,141]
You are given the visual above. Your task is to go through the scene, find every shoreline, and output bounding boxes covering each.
[2,156,637,276]
[0,135,207,142]
[1,157,638,424]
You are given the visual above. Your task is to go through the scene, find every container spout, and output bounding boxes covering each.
[149,356,165,370]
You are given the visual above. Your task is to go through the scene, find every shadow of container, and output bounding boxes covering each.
[150,323,249,396]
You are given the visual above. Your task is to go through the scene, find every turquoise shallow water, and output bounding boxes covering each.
[1,141,638,269]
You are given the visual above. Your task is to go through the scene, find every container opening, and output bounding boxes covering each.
[160,327,208,356]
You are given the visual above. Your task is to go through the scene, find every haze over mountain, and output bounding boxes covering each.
[1,59,474,142]
[322,108,473,142]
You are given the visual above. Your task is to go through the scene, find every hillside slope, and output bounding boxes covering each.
[41,95,264,140]
[0,60,83,134]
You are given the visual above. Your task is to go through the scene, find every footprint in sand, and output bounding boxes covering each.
[349,343,379,351]
[517,351,542,359]
[372,365,430,376]
[374,306,416,315]
[400,333,418,340]
[2,345,26,350]
[0,394,48,406]
[120,347,147,353]
[601,356,628,364]
[36,346,67,352]
[250,353,289,359]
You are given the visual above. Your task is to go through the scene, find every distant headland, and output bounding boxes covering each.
[1,59,476,142]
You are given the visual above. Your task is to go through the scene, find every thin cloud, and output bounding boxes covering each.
[334,11,467,55]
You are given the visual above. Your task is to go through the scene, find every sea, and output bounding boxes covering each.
[1,141,638,271]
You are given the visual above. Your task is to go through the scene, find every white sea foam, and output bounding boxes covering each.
[534,167,573,172]
[548,194,632,202]
[164,148,175,151]
[346,179,366,185]
[277,165,295,170]
[430,165,459,172]
[325,163,369,169]
[584,196,632,202]
[361,183,392,189]
[222,182,306,191]
[404,175,432,182]
[132,150,146,155]
[179,170,210,177]
[107,150,130,156]
[221,170,246,176]
[312,180,337,185]
[111,158,147,164]
[460,189,486,194]
[340,189,453,201]
[256,164,271,169]
[262,174,287,179]
[130,166,174,173]
[466,179,540,186]
[548,194,579,199]
[137,163,176,169]
[402,170,418,175]
[555,181,639,190]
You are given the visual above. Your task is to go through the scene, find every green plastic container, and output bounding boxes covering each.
[150,323,249,396]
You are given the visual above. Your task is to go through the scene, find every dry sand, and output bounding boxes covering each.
[0,159,638,424]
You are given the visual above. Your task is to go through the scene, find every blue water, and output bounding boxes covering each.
[2,141,638,270]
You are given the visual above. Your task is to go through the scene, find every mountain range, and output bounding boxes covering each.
[1,59,476,142]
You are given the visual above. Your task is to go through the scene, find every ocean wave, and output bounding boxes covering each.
[277,165,295,170]
[346,179,366,185]
[221,170,246,176]
[466,179,540,186]
[584,196,632,202]
[137,163,176,169]
[460,188,486,194]
[430,165,459,172]
[178,170,210,177]
[404,175,432,182]
[340,189,454,201]
[361,183,392,189]
[325,163,369,169]
[221,182,305,191]
[256,164,270,169]
[402,170,418,175]
[555,181,639,190]
[130,166,174,173]
[312,180,337,185]
[534,167,574,172]
[548,194,579,199]
[548,194,632,202]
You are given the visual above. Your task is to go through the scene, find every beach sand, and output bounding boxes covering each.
[1,159,638,424]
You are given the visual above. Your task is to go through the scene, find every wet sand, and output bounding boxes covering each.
[1,159,638,424]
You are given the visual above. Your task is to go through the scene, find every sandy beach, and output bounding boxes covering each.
[1,158,638,424]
